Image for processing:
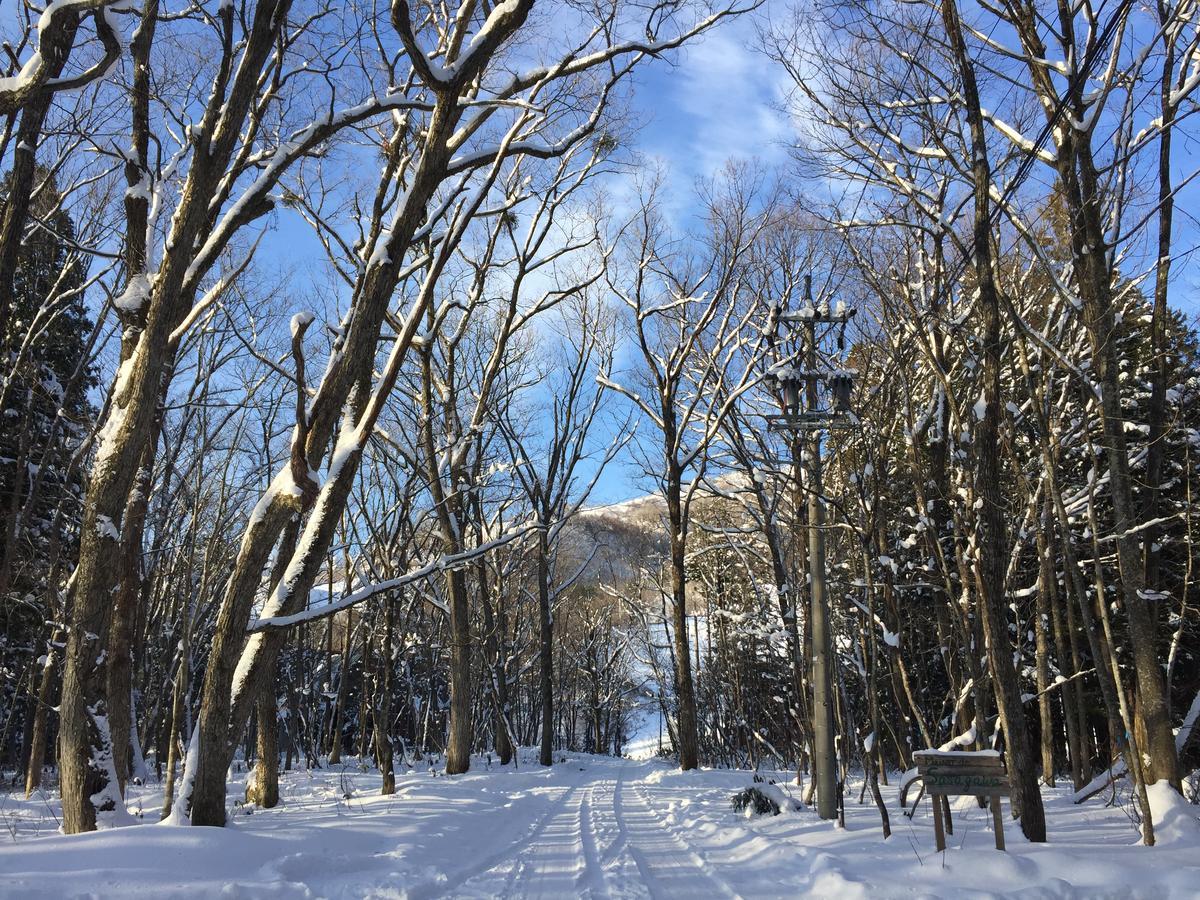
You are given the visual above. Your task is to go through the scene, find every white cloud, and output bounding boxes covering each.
[638,13,792,189]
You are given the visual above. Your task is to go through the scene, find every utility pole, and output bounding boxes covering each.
[804,302,836,822]
[766,275,854,822]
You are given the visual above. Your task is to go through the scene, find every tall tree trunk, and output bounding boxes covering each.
[942,0,1045,840]
[538,526,554,766]
[444,566,473,774]
[0,12,81,365]
[1085,432,1157,845]
[247,682,279,808]
[375,599,395,795]
[161,588,191,820]
[1067,157,1179,788]
[478,556,511,765]
[24,644,59,797]
[329,613,353,765]
[1036,520,1057,786]
[107,448,154,795]
[188,513,301,826]
[668,484,698,771]
[1142,4,1178,612]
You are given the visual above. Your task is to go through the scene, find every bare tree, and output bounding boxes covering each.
[501,294,625,766]
[602,169,771,770]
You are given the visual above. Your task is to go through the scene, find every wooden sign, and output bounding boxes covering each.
[923,773,1010,795]
[913,750,1009,852]
[913,750,1003,769]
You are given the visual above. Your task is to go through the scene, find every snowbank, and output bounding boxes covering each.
[1146,780,1200,846]
[2,755,1199,898]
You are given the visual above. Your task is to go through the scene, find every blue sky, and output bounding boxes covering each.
[233,5,1200,506]
[628,13,791,199]
[249,11,791,506]
[584,13,792,504]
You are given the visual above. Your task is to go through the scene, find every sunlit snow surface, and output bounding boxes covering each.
[2,752,1198,898]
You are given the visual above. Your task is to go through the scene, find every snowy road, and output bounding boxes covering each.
[2,752,1199,898]
[443,763,741,900]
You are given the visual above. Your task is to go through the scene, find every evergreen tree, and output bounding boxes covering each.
[0,167,94,767]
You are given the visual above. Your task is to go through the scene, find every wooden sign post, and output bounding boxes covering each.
[912,750,1009,852]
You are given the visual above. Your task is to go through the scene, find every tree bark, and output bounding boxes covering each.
[444,566,473,774]
[538,526,554,767]
[667,473,698,771]
[107,449,154,795]
[247,683,279,808]
[942,0,1045,840]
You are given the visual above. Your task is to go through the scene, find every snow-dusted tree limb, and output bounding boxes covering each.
[0,0,124,116]
[391,0,535,93]
[246,522,539,632]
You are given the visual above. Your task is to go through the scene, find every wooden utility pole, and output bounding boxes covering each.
[804,304,837,821]
[767,274,854,822]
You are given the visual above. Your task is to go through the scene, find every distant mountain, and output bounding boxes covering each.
[562,492,669,585]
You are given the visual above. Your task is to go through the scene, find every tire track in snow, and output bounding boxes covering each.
[602,761,741,900]
[632,781,745,899]
[445,775,615,900]
[406,782,582,900]
[408,760,744,899]
[598,759,632,868]
[576,783,612,899]
[490,780,591,899]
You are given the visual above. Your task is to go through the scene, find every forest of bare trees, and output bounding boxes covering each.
[1,0,1198,868]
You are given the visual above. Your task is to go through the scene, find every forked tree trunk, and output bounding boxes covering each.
[60,0,296,833]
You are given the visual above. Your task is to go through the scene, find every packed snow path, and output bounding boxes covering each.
[2,752,1199,898]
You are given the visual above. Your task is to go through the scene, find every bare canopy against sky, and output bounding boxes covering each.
[4,0,1195,505]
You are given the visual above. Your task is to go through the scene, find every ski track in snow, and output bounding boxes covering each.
[616,780,739,899]
[444,763,739,900]
[2,752,1199,898]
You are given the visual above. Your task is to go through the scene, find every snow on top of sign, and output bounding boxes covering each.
[912,748,1001,758]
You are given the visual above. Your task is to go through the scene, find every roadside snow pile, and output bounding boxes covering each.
[732,778,803,817]
[732,785,782,817]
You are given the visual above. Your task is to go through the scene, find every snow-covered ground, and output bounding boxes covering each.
[2,752,1198,898]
